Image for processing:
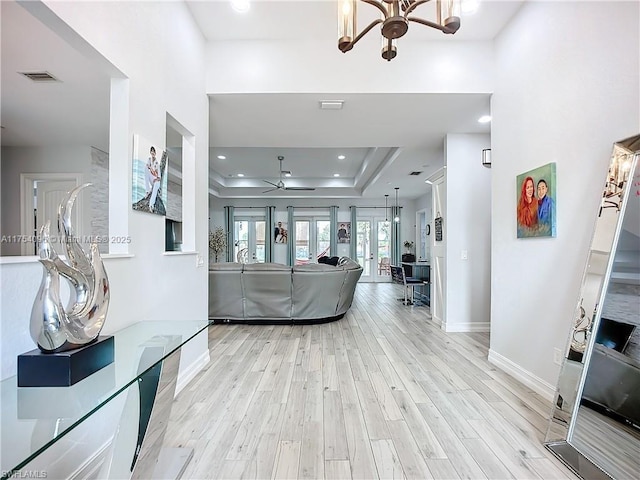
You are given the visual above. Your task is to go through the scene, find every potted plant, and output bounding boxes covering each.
[402,240,416,263]
[208,226,227,264]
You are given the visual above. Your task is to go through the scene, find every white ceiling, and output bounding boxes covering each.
[188,0,521,42]
[208,92,491,198]
[1,0,522,200]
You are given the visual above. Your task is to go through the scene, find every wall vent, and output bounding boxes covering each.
[19,71,60,82]
[409,171,423,176]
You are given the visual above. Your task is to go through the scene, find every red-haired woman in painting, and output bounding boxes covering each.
[517,176,538,228]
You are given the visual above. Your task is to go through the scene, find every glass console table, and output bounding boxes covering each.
[1,320,208,480]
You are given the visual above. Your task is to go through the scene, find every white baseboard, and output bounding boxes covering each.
[175,350,210,396]
[69,439,112,480]
[444,322,490,333]
[488,348,556,401]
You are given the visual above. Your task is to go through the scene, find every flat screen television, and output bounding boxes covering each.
[595,317,636,353]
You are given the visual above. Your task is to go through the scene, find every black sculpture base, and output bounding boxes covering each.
[17,336,115,387]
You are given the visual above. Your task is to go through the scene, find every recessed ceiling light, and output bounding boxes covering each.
[237,173,245,177]
[478,115,492,124]
[230,0,250,13]
[217,155,226,160]
[333,173,340,177]
[284,172,292,177]
[319,100,344,110]
[338,155,346,160]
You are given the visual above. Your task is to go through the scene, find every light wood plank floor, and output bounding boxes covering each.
[166,283,578,479]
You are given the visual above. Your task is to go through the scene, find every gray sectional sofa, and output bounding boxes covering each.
[208,257,363,324]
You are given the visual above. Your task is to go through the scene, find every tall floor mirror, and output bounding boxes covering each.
[546,134,640,479]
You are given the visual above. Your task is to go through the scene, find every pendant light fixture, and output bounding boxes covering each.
[337,0,462,61]
[394,187,400,223]
[384,194,389,221]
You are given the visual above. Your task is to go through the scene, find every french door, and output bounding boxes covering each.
[293,218,330,264]
[356,217,391,282]
[234,218,265,263]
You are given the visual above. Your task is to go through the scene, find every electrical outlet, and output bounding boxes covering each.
[553,348,563,365]
[461,249,468,260]
[196,254,204,267]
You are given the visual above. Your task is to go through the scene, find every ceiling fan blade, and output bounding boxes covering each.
[262,187,278,193]
[285,187,316,191]
[263,180,279,187]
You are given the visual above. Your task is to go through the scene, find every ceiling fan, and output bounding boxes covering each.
[263,156,316,193]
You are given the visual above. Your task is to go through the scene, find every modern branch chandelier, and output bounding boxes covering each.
[338,0,461,61]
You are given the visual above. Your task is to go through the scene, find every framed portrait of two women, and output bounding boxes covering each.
[516,162,557,238]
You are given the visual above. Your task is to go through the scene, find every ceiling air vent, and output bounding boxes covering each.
[409,171,423,176]
[19,71,60,83]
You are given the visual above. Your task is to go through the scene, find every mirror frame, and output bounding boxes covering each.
[545,134,640,479]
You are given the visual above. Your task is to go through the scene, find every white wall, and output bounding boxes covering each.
[414,192,433,261]
[444,134,491,332]
[0,1,210,382]
[206,40,494,94]
[1,146,94,256]
[490,1,640,398]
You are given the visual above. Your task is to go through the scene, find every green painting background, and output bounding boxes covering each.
[516,162,557,238]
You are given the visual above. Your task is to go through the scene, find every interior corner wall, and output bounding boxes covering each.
[1,1,210,381]
[444,134,491,332]
[490,1,640,397]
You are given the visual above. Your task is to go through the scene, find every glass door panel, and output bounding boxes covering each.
[294,218,329,263]
[316,220,330,259]
[377,220,391,279]
[357,220,372,279]
[295,220,310,264]
[356,217,390,282]
[234,220,249,263]
[254,221,265,263]
[234,218,265,263]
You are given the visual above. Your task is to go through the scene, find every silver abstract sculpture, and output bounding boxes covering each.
[30,184,110,353]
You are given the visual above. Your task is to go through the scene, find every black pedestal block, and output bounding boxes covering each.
[17,336,115,387]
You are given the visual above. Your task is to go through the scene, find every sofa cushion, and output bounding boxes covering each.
[242,263,292,319]
[209,262,244,271]
[208,268,244,320]
[293,263,338,272]
[338,257,361,270]
[243,262,292,272]
[292,267,345,319]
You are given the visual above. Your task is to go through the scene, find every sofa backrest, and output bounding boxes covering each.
[208,263,244,320]
[292,264,346,319]
[208,259,363,321]
[242,263,292,319]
